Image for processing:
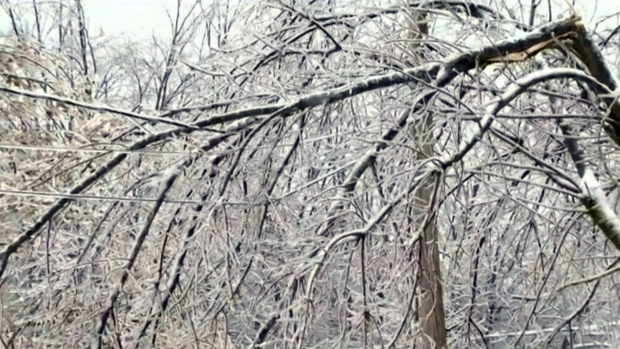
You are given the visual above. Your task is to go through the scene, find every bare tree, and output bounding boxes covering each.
[404,5,447,349]
[1,1,620,348]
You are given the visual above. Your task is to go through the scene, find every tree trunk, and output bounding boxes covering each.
[406,6,448,349]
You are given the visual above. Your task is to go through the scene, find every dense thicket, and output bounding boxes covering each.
[0,1,619,348]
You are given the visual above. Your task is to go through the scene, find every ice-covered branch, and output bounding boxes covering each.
[560,120,620,251]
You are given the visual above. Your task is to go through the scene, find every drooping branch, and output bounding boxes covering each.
[559,120,620,251]
[90,170,179,349]
[568,27,620,147]
[305,68,592,304]
[0,85,198,129]
[316,15,582,237]
[0,117,256,279]
[0,14,584,280]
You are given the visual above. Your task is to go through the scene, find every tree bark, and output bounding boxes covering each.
[406,5,448,349]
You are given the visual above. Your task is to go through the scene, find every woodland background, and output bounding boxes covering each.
[0,0,620,348]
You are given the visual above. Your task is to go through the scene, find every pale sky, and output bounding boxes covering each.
[81,0,616,33]
[0,1,616,41]
[83,0,172,39]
